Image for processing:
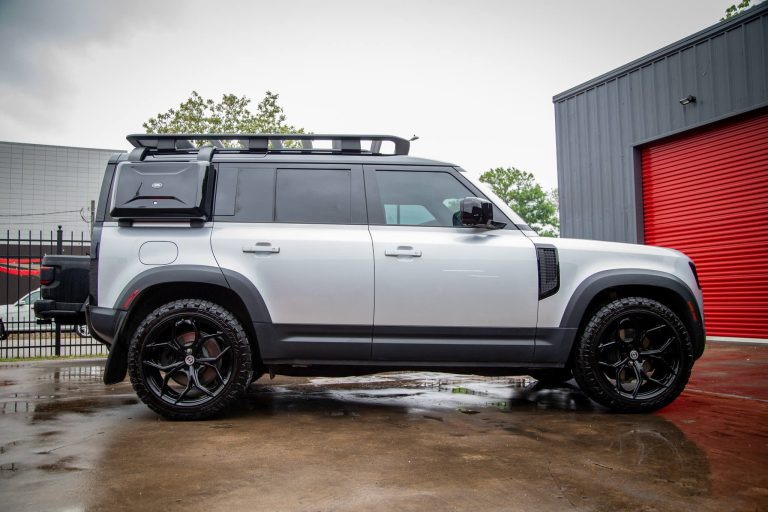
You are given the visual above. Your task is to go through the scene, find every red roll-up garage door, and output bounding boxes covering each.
[642,109,768,340]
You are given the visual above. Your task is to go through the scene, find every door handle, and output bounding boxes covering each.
[385,246,422,257]
[242,242,280,254]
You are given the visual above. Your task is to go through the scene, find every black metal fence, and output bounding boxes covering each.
[0,227,107,359]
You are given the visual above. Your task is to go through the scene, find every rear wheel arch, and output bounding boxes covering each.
[107,267,271,383]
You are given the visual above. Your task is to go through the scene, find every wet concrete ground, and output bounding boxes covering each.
[0,342,766,512]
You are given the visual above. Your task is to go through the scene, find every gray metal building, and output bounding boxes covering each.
[553,3,768,341]
[0,141,121,235]
[554,3,767,243]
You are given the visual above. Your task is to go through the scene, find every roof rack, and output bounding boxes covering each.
[126,133,410,157]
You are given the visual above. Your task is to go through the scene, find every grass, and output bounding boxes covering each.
[0,353,107,363]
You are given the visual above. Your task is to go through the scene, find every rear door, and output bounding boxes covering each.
[364,166,539,363]
[211,163,374,361]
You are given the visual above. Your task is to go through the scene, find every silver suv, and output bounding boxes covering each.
[84,134,705,420]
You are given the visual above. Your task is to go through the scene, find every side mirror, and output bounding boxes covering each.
[459,197,506,229]
[460,197,492,226]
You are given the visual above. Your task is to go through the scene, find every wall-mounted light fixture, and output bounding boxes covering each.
[679,95,697,105]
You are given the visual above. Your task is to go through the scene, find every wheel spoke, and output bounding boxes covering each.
[647,354,678,377]
[173,371,193,405]
[637,324,667,344]
[614,363,626,393]
[598,339,618,350]
[144,340,183,354]
[190,367,214,398]
[638,364,672,389]
[172,318,200,353]
[599,356,628,369]
[199,361,226,385]
[642,336,675,356]
[143,360,184,372]
[198,345,231,363]
[159,366,182,398]
[630,363,642,398]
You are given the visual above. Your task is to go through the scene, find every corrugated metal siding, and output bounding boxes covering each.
[0,142,120,235]
[642,109,768,339]
[554,5,768,242]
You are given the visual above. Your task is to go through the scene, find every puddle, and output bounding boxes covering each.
[37,366,104,383]
[252,372,597,417]
[32,396,138,421]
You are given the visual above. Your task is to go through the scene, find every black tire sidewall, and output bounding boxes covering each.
[573,297,694,412]
[127,299,252,420]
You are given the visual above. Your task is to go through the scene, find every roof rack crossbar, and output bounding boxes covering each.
[126,134,410,155]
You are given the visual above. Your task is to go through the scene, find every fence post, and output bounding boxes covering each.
[54,225,63,355]
[90,200,95,235]
[54,321,61,356]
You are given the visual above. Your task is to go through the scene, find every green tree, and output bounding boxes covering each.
[143,90,305,139]
[722,0,753,20]
[480,167,560,237]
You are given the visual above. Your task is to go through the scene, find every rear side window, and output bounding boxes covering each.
[275,169,351,224]
[214,167,274,222]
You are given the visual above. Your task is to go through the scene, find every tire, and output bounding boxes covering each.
[572,296,693,413]
[529,368,573,385]
[127,299,252,420]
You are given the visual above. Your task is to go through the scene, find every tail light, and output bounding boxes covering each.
[40,266,54,285]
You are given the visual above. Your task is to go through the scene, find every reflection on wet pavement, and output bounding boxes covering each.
[0,342,766,511]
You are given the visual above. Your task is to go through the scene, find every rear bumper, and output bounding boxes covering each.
[34,299,86,324]
[86,305,127,347]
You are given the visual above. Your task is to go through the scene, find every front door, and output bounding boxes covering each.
[364,166,539,363]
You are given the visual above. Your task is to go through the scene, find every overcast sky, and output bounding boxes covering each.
[0,0,739,189]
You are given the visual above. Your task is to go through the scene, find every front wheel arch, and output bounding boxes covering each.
[560,271,705,361]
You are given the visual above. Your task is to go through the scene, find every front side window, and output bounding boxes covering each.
[375,171,474,227]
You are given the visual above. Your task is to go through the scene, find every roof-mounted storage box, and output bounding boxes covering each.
[110,161,214,220]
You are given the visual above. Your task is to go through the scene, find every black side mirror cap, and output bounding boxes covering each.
[459,197,506,229]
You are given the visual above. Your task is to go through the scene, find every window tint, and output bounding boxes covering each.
[235,169,275,222]
[215,167,275,222]
[375,171,474,227]
[276,169,351,224]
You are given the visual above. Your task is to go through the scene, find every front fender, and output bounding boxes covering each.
[534,269,705,364]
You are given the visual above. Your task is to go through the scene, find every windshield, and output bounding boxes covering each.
[16,289,40,306]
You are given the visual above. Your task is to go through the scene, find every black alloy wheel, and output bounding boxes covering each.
[127,299,252,420]
[573,297,693,412]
